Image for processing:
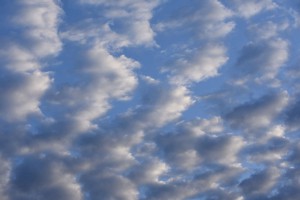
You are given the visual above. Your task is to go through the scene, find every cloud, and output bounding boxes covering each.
[266,143,300,200]
[284,97,300,131]
[169,44,228,84]
[0,70,50,121]
[138,85,194,127]
[11,0,62,57]
[155,117,243,172]
[63,83,193,200]
[79,170,137,200]
[141,162,244,200]
[196,135,244,165]
[46,45,139,132]
[243,135,289,164]
[1,1,300,200]
[156,0,235,40]
[127,158,169,184]
[0,156,10,200]
[239,167,280,196]
[108,84,194,130]
[232,0,277,18]
[248,21,289,41]
[9,155,82,200]
[74,0,161,47]
[225,91,289,130]
[155,1,234,87]
[235,38,288,82]
[141,182,196,200]
[278,1,300,28]
[0,0,62,121]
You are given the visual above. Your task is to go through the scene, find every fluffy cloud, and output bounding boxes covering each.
[0,70,50,121]
[11,0,62,57]
[135,84,194,127]
[156,118,244,170]
[169,44,228,84]
[156,1,233,87]
[64,83,193,200]
[47,45,139,132]
[0,0,61,121]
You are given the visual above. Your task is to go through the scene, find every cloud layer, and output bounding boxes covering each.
[1,0,300,199]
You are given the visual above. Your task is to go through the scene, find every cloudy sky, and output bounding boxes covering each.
[0,0,300,199]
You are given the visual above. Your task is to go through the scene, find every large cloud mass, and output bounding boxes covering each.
[0,0,300,199]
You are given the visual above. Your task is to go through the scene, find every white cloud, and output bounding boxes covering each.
[169,44,228,84]
[192,0,235,39]
[179,117,224,136]
[0,45,39,72]
[49,45,139,132]
[135,85,194,127]
[232,0,277,18]
[76,0,160,47]
[12,0,62,57]
[248,21,290,40]
[80,171,137,200]
[156,0,235,39]
[0,0,62,121]
[129,158,169,184]
[0,70,51,121]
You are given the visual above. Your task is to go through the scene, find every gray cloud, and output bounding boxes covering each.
[9,155,82,200]
[239,167,280,196]
[235,39,288,82]
[225,91,289,130]
[284,97,300,131]
[0,156,10,200]
[79,170,137,200]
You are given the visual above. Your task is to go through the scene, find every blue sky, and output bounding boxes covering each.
[1,0,300,199]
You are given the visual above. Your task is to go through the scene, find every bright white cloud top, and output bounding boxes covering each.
[0,0,300,200]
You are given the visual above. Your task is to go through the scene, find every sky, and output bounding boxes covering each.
[0,0,300,199]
